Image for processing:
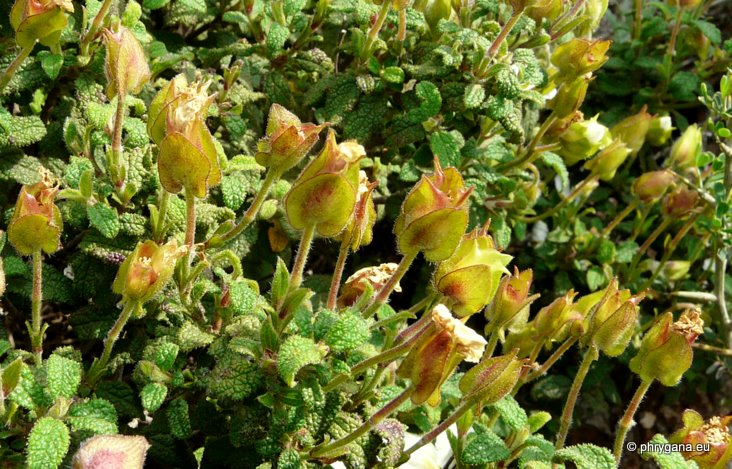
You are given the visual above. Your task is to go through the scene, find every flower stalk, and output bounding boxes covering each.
[556,345,599,449]
[0,44,33,95]
[613,379,653,464]
[87,301,139,385]
[30,250,44,365]
[290,224,316,290]
[362,252,418,318]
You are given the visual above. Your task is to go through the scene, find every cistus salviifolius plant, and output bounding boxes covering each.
[0,0,731,468]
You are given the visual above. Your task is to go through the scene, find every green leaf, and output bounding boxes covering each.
[87,204,120,239]
[553,443,615,469]
[616,241,639,263]
[693,20,721,44]
[596,239,616,264]
[271,257,291,310]
[527,411,552,433]
[167,398,192,439]
[177,322,215,352]
[491,395,528,431]
[154,343,179,371]
[207,350,262,400]
[462,429,510,464]
[541,152,569,191]
[141,382,168,412]
[221,173,250,211]
[26,417,70,469]
[278,336,326,387]
[382,66,405,84]
[224,280,258,317]
[430,131,461,167]
[267,23,289,57]
[2,358,23,396]
[46,354,82,399]
[586,266,606,291]
[68,398,118,436]
[639,434,694,469]
[324,311,370,353]
[38,52,64,80]
[143,0,169,9]
[464,84,486,109]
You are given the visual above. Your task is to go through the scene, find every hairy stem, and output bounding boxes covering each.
[327,239,351,310]
[626,217,673,278]
[311,386,414,458]
[362,252,418,318]
[520,175,597,223]
[0,44,34,95]
[556,346,599,449]
[80,0,114,59]
[290,224,316,290]
[31,250,43,365]
[110,93,127,188]
[154,190,170,243]
[639,212,700,291]
[477,8,524,77]
[360,1,391,63]
[87,301,138,385]
[613,379,653,464]
[602,200,639,238]
[405,398,476,456]
[526,337,579,382]
[209,169,279,247]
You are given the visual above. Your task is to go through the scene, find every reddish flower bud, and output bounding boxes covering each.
[633,170,676,204]
[8,175,63,256]
[72,435,149,469]
[112,240,185,305]
[394,159,472,262]
[434,225,512,317]
[285,129,363,237]
[103,25,150,100]
[629,309,704,386]
[255,104,326,174]
[459,349,526,405]
[533,290,580,343]
[524,0,563,22]
[338,172,378,250]
[662,186,699,218]
[338,263,400,308]
[610,106,653,156]
[485,268,538,331]
[582,278,644,357]
[397,304,487,406]
[148,75,221,198]
[10,0,73,50]
[669,410,732,469]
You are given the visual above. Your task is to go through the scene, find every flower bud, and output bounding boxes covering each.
[285,130,363,237]
[338,263,400,308]
[669,410,732,469]
[8,176,63,256]
[550,39,611,82]
[422,0,452,30]
[103,25,151,100]
[338,171,378,250]
[148,75,221,198]
[667,124,702,170]
[629,309,704,386]
[583,278,643,357]
[662,186,699,218]
[255,104,326,174]
[558,115,612,165]
[397,304,487,406]
[458,349,526,405]
[485,268,537,331]
[394,159,472,262]
[647,115,674,146]
[524,0,563,22]
[533,290,580,343]
[549,76,590,119]
[10,0,73,50]
[583,139,631,181]
[433,225,512,317]
[663,260,690,281]
[610,106,653,156]
[112,240,185,304]
[72,435,150,469]
[632,170,676,204]
[581,0,609,33]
